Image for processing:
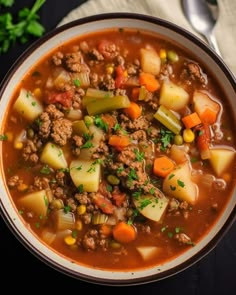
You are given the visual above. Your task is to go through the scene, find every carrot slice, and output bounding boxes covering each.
[108,135,131,148]
[112,192,126,207]
[92,194,115,214]
[153,156,175,178]
[139,72,160,92]
[112,221,137,244]
[200,108,218,125]
[131,87,140,101]
[123,101,142,120]
[182,112,202,129]
[100,224,112,237]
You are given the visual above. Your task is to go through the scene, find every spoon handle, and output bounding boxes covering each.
[205,32,222,57]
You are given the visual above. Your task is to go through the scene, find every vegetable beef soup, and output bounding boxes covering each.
[1,28,236,271]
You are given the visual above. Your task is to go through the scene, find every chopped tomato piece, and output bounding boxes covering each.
[195,123,211,159]
[112,192,126,207]
[115,65,127,88]
[98,40,116,59]
[46,89,74,108]
[92,193,115,214]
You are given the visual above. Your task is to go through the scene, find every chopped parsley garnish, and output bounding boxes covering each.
[128,168,138,181]
[40,165,51,175]
[80,141,94,149]
[116,166,124,174]
[43,195,48,207]
[170,185,176,191]
[177,179,185,187]
[149,187,155,195]
[168,173,175,180]
[83,132,94,141]
[35,118,42,126]
[94,115,108,132]
[138,198,152,210]
[159,129,174,151]
[134,149,144,162]
[0,134,8,141]
[72,230,78,239]
[77,184,84,193]
[161,226,168,232]
[132,191,142,199]
[73,79,81,87]
[175,227,182,233]
[113,123,121,131]
[167,232,173,238]
[64,205,71,213]
[35,222,40,229]
[106,185,113,192]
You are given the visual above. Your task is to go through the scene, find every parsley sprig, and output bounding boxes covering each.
[0,0,14,7]
[0,0,46,54]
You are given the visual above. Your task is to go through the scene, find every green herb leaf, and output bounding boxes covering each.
[0,0,14,7]
[0,134,8,141]
[73,79,81,87]
[64,205,71,214]
[0,0,45,54]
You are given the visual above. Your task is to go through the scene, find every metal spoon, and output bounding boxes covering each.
[182,0,222,57]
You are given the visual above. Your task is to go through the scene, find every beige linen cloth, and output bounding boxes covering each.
[58,0,236,76]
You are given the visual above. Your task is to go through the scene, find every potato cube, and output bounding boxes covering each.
[70,159,101,192]
[40,142,68,170]
[13,88,43,121]
[18,190,48,219]
[210,147,235,176]
[159,81,189,111]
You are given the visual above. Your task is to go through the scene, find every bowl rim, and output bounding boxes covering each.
[0,12,236,286]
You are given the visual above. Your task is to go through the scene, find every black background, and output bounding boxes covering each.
[0,0,235,293]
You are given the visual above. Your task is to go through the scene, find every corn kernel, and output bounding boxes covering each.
[17,183,28,192]
[64,235,76,246]
[183,129,195,143]
[75,220,83,231]
[77,204,86,215]
[106,66,114,75]
[5,132,13,142]
[14,142,23,149]
[160,49,167,59]
[123,70,128,78]
[33,88,42,99]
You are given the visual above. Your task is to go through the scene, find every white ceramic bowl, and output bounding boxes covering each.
[0,13,236,286]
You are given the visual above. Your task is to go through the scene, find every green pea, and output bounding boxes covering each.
[107,174,120,185]
[167,50,179,62]
[27,128,34,139]
[84,115,94,127]
[174,134,184,145]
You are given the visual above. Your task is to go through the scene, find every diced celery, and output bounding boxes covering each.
[154,105,182,134]
[86,88,113,98]
[86,95,130,115]
[72,120,89,135]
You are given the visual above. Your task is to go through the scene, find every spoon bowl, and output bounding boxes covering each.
[182,0,222,56]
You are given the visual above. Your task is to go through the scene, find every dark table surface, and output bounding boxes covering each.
[0,0,235,293]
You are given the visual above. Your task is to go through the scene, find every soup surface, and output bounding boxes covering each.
[1,28,236,271]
